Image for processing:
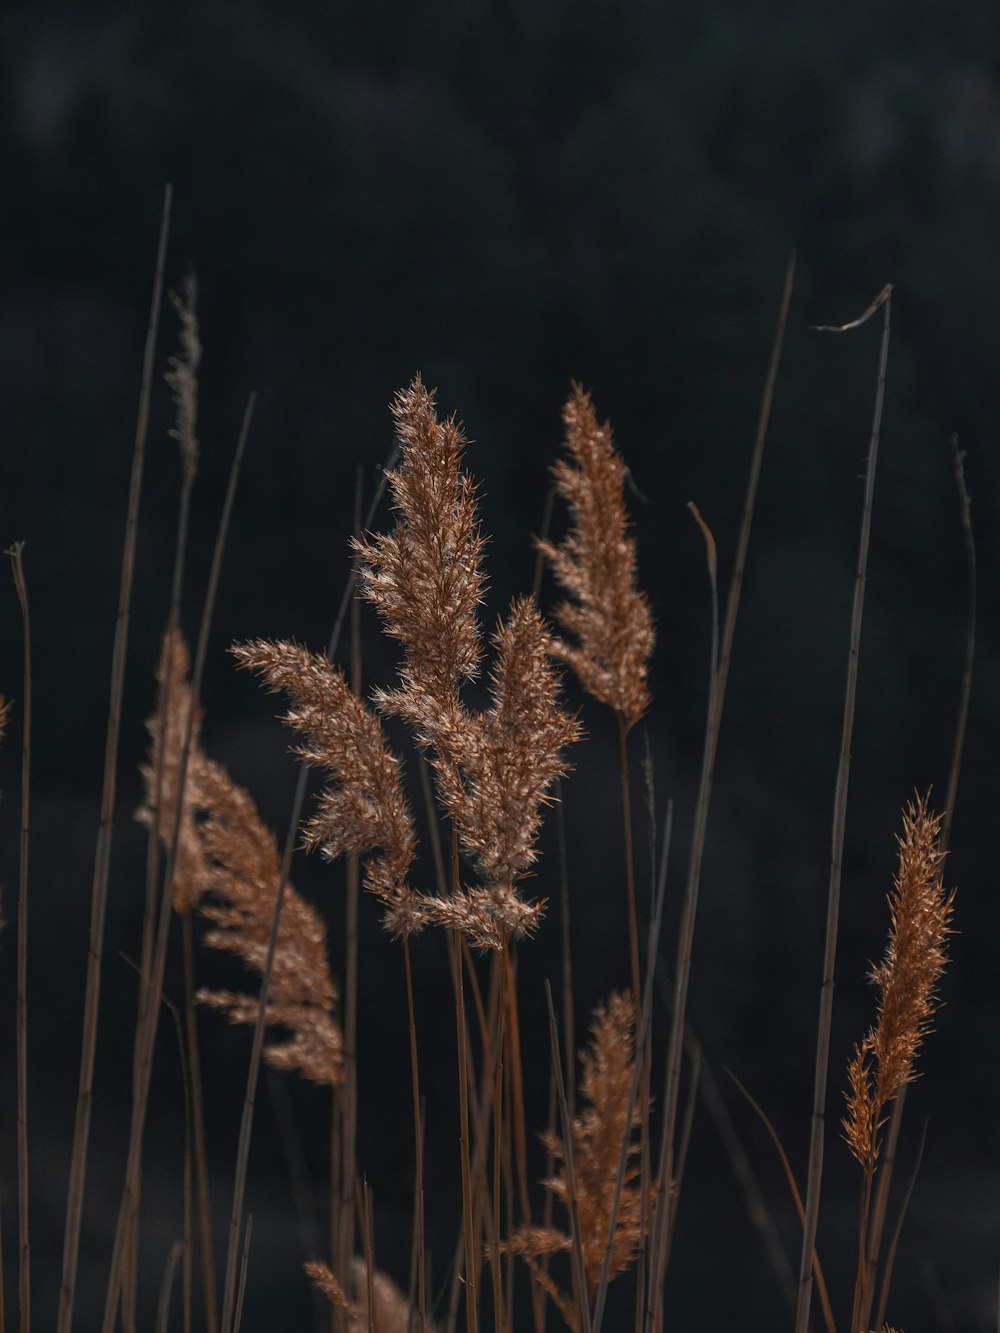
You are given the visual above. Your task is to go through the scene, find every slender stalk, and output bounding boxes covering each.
[652,251,796,1308]
[795,283,893,1333]
[858,437,974,1333]
[182,912,218,1333]
[338,468,364,1333]
[7,544,31,1333]
[618,716,641,1005]
[362,1183,375,1333]
[724,1067,836,1333]
[452,914,479,1333]
[125,296,201,1327]
[232,1217,252,1333]
[874,1121,927,1332]
[489,945,509,1333]
[218,440,396,1333]
[544,981,592,1333]
[58,183,172,1333]
[592,799,670,1333]
[403,940,427,1333]
[155,1242,183,1333]
[105,393,255,1333]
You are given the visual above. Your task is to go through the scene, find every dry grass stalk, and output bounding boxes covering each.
[844,795,953,1333]
[506,992,652,1322]
[58,184,173,1333]
[537,384,654,734]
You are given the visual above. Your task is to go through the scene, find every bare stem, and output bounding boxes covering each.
[58,183,172,1333]
[795,283,892,1333]
[7,544,32,1333]
[403,940,427,1333]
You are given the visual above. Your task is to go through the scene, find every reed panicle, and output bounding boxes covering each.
[843,793,954,1333]
[505,991,651,1318]
[139,630,344,1088]
[842,794,954,1170]
[193,754,345,1089]
[230,638,421,937]
[537,385,654,733]
[354,375,486,706]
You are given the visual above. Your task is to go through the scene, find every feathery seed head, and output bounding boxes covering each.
[506,990,651,1304]
[538,384,655,731]
[232,637,421,936]
[354,376,487,702]
[843,793,954,1168]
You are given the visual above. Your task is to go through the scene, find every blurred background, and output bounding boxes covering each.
[2,1,1000,1328]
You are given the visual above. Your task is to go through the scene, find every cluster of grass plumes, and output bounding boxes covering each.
[3,242,973,1333]
[242,379,581,952]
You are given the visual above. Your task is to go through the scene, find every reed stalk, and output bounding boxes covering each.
[795,283,893,1333]
[7,544,31,1333]
[58,184,172,1333]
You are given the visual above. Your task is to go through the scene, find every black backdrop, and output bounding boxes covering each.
[2,2,1000,1328]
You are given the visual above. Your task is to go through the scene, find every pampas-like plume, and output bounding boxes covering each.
[138,630,344,1088]
[193,753,344,1088]
[843,794,954,1168]
[354,375,486,707]
[505,991,651,1317]
[537,384,654,731]
[230,638,421,938]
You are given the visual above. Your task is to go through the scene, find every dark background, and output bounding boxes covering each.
[2,2,1000,1328]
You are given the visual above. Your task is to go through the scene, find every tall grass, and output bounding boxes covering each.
[0,242,976,1333]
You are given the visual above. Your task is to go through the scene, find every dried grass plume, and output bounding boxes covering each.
[538,384,655,731]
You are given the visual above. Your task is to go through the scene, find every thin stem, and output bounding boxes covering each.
[544,981,592,1333]
[106,393,255,1333]
[7,545,31,1333]
[453,920,479,1333]
[653,251,796,1304]
[232,1217,252,1333]
[618,716,641,1004]
[182,912,218,1333]
[219,438,395,1333]
[795,283,893,1333]
[58,182,172,1333]
[874,1120,927,1332]
[403,940,427,1333]
[155,1243,183,1333]
[592,800,670,1333]
[338,468,364,1333]
[859,437,974,1333]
